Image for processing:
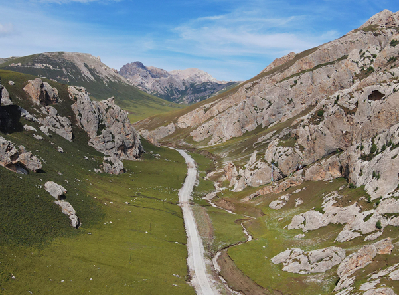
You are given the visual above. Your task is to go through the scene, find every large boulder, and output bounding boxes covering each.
[44,181,67,199]
[23,78,59,106]
[0,136,42,172]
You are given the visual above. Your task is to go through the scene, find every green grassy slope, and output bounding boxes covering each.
[0,54,184,122]
[0,70,195,294]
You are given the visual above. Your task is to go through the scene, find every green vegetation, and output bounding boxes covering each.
[390,39,399,47]
[0,70,195,294]
[220,179,374,294]
[0,55,184,123]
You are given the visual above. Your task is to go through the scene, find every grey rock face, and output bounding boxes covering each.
[69,86,143,160]
[23,78,59,106]
[335,238,394,292]
[271,246,345,274]
[139,123,175,146]
[44,181,67,199]
[38,106,72,141]
[102,155,124,175]
[0,136,42,172]
[119,62,236,104]
[0,82,12,106]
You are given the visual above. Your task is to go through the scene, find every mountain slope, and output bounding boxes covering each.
[137,9,399,294]
[119,61,238,104]
[0,52,184,122]
[0,69,195,294]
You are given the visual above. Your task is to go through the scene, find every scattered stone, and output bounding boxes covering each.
[364,288,396,295]
[19,107,38,122]
[57,146,64,153]
[295,198,303,207]
[0,136,42,172]
[33,134,43,140]
[269,194,290,210]
[23,124,37,132]
[8,81,15,86]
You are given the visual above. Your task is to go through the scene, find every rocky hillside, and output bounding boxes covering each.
[119,61,237,104]
[0,52,183,122]
[136,9,399,294]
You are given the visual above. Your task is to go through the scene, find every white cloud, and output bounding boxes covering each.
[0,23,14,37]
[170,9,338,59]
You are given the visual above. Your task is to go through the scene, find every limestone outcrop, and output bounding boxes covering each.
[0,136,42,173]
[0,81,12,106]
[38,106,72,141]
[69,86,143,160]
[102,155,125,175]
[335,238,394,292]
[139,123,175,146]
[271,246,345,274]
[44,181,80,228]
[23,78,59,106]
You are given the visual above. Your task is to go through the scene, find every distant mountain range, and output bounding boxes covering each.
[119,62,238,104]
[0,52,183,122]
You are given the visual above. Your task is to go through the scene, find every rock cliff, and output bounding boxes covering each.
[69,86,143,161]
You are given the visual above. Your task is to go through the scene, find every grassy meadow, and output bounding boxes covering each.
[0,139,195,295]
[0,69,196,294]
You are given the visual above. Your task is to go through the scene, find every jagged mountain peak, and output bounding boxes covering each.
[359,9,399,29]
[169,68,220,84]
[119,61,237,104]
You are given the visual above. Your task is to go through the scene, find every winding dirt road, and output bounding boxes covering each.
[175,149,219,295]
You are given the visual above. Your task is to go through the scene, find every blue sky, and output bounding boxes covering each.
[0,0,398,81]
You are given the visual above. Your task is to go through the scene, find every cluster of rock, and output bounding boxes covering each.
[0,136,42,173]
[119,61,236,104]
[335,238,394,294]
[102,155,125,175]
[271,237,396,294]
[70,86,143,159]
[38,106,72,141]
[271,246,346,274]
[139,10,399,198]
[44,181,80,228]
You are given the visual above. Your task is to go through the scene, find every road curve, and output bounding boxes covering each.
[175,149,219,295]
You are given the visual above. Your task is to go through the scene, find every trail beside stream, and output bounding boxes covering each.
[175,149,220,295]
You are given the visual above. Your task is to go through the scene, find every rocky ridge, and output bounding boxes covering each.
[137,9,399,294]
[119,61,236,104]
